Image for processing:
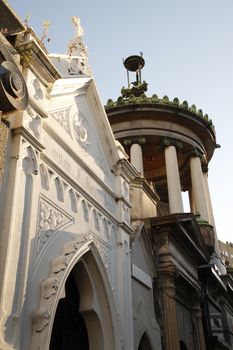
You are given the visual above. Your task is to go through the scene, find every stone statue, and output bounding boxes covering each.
[71,16,84,40]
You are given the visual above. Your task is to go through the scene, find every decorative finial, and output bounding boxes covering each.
[121,54,147,98]
[66,16,91,76]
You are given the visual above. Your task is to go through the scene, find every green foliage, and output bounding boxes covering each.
[173,97,179,105]
[180,100,188,109]
[105,93,215,131]
[197,109,203,117]
[162,95,169,103]
[189,104,197,113]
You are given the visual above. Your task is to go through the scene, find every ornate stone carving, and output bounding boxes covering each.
[73,111,88,146]
[42,277,59,299]
[63,239,83,255]
[31,235,92,347]
[91,233,112,272]
[32,308,51,333]
[0,43,28,112]
[67,17,91,76]
[35,196,74,266]
[49,106,71,135]
[32,78,43,100]
[52,256,69,273]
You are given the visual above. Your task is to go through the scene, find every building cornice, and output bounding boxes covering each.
[15,30,61,87]
[105,94,215,135]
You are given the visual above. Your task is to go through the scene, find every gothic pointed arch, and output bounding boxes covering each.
[30,234,120,350]
[138,331,152,350]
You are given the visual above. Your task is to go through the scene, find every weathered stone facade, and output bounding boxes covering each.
[0,2,233,350]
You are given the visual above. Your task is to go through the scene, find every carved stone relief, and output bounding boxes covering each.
[90,232,112,273]
[0,43,28,112]
[73,111,89,147]
[34,195,74,267]
[32,78,43,100]
[31,234,91,349]
[49,106,71,135]
[67,16,91,76]
[42,133,115,212]
[72,110,108,171]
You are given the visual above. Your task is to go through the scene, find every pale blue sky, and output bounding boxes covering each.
[8,0,233,242]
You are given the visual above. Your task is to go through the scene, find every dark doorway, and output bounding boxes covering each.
[180,340,188,350]
[138,332,152,350]
[49,272,89,350]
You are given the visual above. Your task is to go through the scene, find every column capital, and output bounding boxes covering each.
[189,147,204,158]
[123,137,146,146]
[202,164,208,173]
[161,138,183,150]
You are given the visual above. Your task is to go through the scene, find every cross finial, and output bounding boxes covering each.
[71,16,84,40]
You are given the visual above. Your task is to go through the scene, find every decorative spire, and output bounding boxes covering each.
[121,54,147,98]
[66,16,91,76]
[68,16,86,57]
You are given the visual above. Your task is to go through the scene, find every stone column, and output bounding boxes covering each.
[188,189,196,213]
[125,138,145,176]
[192,305,207,350]
[202,167,223,264]
[164,140,183,213]
[130,143,144,175]
[189,151,209,222]
[159,265,180,350]
[202,167,215,228]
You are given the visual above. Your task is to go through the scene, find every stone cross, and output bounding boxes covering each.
[71,16,84,40]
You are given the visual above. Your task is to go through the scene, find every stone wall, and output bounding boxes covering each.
[0,114,9,184]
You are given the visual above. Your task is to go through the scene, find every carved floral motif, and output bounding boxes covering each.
[91,233,112,272]
[49,106,71,135]
[35,196,74,265]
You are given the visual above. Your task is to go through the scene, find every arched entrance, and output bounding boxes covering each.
[49,272,89,349]
[31,237,120,350]
[179,340,188,350]
[138,332,152,350]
